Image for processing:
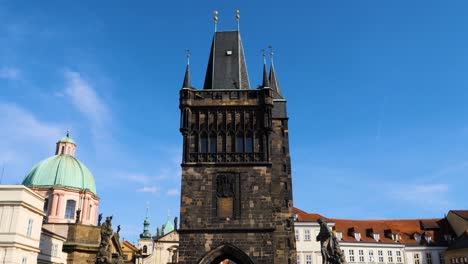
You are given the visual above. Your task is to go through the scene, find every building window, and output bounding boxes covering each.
[200,134,208,153]
[21,257,27,264]
[349,250,355,262]
[396,251,402,263]
[439,252,444,264]
[88,205,92,220]
[336,231,342,241]
[388,250,393,263]
[295,229,300,241]
[304,229,311,241]
[426,253,433,264]
[359,250,364,262]
[245,134,253,153]
[369,250,375,263]
[143,245,147,254]
[26,219,33,237]
[414,253,420,264]
[297,254,301,264]
[236,134,244,153]
[306,255,312,264]
[43,198,49,212]
[65,200,76,219]
[209,133,217,153]
[378,250,384,263]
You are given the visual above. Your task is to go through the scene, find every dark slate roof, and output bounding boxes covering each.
[203,31,250,90]
[182,64,191,88]
[269,63,284,100]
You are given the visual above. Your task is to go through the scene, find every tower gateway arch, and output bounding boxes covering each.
[178,16,295,264]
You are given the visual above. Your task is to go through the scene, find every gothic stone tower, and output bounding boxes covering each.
[178,29,295,264]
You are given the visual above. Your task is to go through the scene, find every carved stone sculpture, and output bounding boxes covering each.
[316,218,346,264]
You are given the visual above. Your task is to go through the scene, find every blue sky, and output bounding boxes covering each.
[1,0,467,244]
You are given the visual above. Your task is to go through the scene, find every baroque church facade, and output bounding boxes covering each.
[177,21,296,263]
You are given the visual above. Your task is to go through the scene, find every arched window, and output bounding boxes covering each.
[143,245,148,254]
[236,134,244,153]
[245,133,253,153]
[65,200,76,219]
[200,133,208,153]
[61,146,65,155]
[192,133,199,153]
[229,132,236,153]
[209,133,217,153]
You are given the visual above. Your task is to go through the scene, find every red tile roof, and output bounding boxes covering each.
[121,240,138,252]
[294,208,453,247]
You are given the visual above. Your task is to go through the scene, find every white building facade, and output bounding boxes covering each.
[294,208,452,264]
[0,185,46,264]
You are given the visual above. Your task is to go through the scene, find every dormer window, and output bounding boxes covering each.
[336,231,342,241]
[354,232,361,241]
[392,234,399,242]
[444,234,452,241]
[293,213,298,221]
[373,233,380,242]
[414,234,421,243]
[425,235,432,244]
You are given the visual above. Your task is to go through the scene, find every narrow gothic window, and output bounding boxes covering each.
[220,133,226,153]
[26,219,33,237]
[193,133,199,153]
[246,133,253,153]
[65,200,76,219]
[236,134,244,153]
[209,133,217,153]
[143,245,148,254]
[200,134,208,153]
[229,133,236,152]
[61,146,65,154]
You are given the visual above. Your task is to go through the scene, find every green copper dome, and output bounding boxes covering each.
[22,155,96,194]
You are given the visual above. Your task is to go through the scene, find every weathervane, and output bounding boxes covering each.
[214,10,219,32]
[236,9,240,31]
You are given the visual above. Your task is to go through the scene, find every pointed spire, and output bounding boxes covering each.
[262,50,270,88]
[182,50,191,88]
[268,46,284,99]
[140,204,152,239]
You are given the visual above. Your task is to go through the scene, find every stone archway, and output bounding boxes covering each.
[198,244,255,264]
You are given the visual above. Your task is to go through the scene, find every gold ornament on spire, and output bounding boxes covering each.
[214,10,219,22]
[236,9,240,31]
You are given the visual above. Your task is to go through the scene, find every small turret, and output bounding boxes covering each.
[139,207,152,239]
[55,130,76,156]
[182,50,191,88]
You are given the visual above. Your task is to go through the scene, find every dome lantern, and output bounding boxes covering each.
[55,130,77,156]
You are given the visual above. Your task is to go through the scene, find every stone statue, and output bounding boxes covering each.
[98,213,103,226]
[96,216,119,264]
[174,217,178,230]
[75,209,81,223]
[316,218,346,264]
[117,225,121,234]
[161,224,165,235]
[156,227,160,238]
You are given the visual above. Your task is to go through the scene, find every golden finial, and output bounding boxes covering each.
[236,9,240,31]
[214,10,219,32]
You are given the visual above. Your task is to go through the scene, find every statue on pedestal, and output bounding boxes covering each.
[316,218,346,264]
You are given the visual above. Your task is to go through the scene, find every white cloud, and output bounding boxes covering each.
[166,189,179,196]
[137,186,160,194]
[124,173,151,184]
[63,70,109,124]
[0,103,64,182]
[387,183,449,207]
[0,67,21,80]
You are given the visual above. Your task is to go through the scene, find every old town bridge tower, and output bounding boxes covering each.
[178,23,296,264]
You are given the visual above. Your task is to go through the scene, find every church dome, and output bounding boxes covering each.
[22,132,97,195]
